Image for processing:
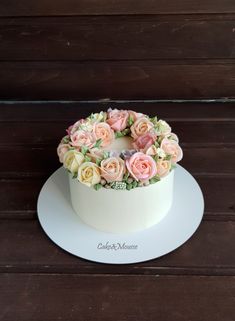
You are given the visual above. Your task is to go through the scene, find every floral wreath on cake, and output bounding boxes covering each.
[57,109,183,190]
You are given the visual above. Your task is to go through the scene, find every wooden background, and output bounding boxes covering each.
[1,1,235,320]
[0,0,235,100]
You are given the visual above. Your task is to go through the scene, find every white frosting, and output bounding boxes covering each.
[69,170,174,234]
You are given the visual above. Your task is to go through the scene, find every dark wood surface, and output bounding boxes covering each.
[1,5,235,99]
[0,101,235,321]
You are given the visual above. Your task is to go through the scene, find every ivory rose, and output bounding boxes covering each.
[70,130,96,148]
[63,150,85,174]
[107,109,129,131]
[93,122,115,147]
[57,143,71,163]
[156,160,171,177]
[128,110,144,121]
[78,162,101,187]
[126,152,157,181]
[132,132,157,152]
[130,117,154,139]
[100,157,126,182]
[160,138,183,163]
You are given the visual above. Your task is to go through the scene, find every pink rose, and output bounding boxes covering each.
[71,130,96,148]
[100,157,126,182]
[67,119,85,136]
[57,143,71,163]
[132,132,157,152]
[107,109,129,131]
[130,117,154,139]
[126,152,157,181]
[128,110,144,121]
[156,160,171,177]
[93,122,115,147]
[160,138,183,163]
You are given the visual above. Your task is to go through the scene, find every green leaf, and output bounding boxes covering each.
[127,115,134,126]
[164,154,172,161]
[84,155,91,162]
[154,140,160,148]
[72,172,78,179]
[171,163,177,170]
[149,176,160,184]
[121,128,131,136]
[96,158,102,166]
[94,183,102,191]
[132,180,138,188]
[127,184,132,191]
[115,131,124,138]
[94,139,102,148]
[150,116,158,124]
[62,136,70,144]
[81,145,88,155]
[123,172,130,182]
[153,155,159,162]
[103,151,110,159]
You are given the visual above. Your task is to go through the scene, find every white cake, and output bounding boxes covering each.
[69,169,174,233]
[57,109,183,234]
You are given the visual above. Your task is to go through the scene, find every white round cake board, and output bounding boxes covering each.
[37,165,204,264]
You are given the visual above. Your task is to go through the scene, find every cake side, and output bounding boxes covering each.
[69,169,174,233]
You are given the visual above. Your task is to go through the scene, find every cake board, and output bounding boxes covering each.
[37,165,204,264]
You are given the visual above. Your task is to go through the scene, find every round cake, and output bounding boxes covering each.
[57,109,183,233]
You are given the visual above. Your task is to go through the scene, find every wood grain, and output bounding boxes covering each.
[1,121,234,146]
[1,16,235,60]
[0,220,235,275]
[0,0,235,16]
[1,102,235,121]
[1,273,235,321]
[1,61,235,100]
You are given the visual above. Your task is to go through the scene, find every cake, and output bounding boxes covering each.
[57,109,183,233]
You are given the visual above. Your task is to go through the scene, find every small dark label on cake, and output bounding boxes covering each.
[97,242,138,250]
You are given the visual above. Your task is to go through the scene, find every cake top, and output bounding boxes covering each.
[57,109,183,190]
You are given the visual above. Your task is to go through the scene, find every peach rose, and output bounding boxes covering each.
[132,132,157,152]
[128,110,144,121]
[70,130,96,148]
[145,145,158,156]
[130,117,154,139]
[160,138,183,163]
[100,157,126,182]
[156,160,171,177]
[93,122,115,147]
[126,152,157,181]
[57,143,71,163]
[107,109,129,131]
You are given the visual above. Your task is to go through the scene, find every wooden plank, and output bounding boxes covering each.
[1,61,235,100]
[1,102,235,121]
[0,0,235,16]
[1,16,235,60]
[0,176,234,220]
[1,274,235,321]
[0,147,233,178]
[0,121,234,146]
[0,220,235,275]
